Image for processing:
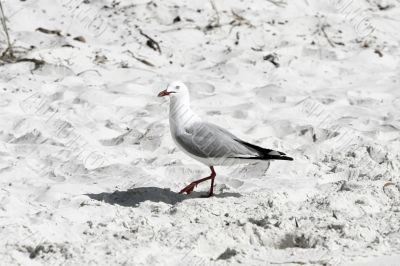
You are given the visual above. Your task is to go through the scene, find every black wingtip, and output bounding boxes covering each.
[235,139,294,161]
[281,156,294,161]
[232,155,294,161]
[266,155,294,161]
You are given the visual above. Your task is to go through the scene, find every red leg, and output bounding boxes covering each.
[179,166,216,196]
[208,166,216,197]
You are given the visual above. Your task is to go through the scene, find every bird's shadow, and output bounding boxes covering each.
[86,187,242,207]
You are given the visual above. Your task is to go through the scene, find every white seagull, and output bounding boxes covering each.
[158,81,293,197]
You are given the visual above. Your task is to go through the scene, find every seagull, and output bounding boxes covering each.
[158,81,293,197]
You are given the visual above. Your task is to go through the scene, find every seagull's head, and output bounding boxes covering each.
[158,81,189,100]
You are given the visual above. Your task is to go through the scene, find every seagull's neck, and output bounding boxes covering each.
[169,96,200,130]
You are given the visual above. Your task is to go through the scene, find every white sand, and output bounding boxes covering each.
[0,0,400,265]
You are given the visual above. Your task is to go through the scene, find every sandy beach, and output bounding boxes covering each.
[0,0,400,265]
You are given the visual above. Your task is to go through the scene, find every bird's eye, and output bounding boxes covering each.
[175,85,180,90]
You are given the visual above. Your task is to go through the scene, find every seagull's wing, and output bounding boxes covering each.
[174,122,255,159]
[174,122,293,161]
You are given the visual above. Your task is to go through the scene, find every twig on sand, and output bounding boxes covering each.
[266,0,287,7]
[263,54,280,68]
[0,0,14,59]
[16,58,45,70]
[231,10,254,28]
[270,259,329,265]
[235,31,240,45]
[229,10,255,34]
[138,29,161,54]
[270,261,307,265]
[210,0,220,26]
[76,69,102,77]
[160,26,200,33]
[204,0,221,31]
[125,50,155,67]
[320,24,335,48]
[36,27,62,36]
[383,182,396,193]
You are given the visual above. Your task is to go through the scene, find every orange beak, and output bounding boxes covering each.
[158,89,170,97]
